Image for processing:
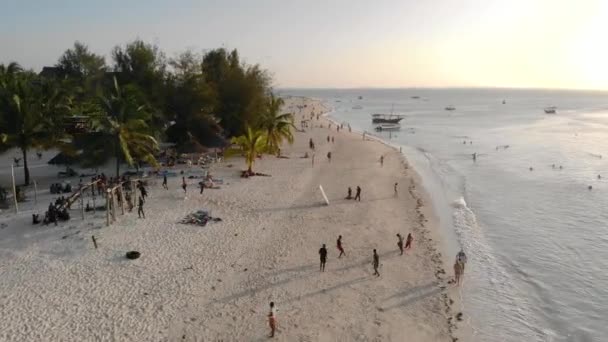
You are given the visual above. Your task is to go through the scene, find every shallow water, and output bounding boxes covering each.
[283,88,608,342]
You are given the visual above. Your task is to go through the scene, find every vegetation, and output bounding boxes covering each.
[0,40,293,184]
[258,94,294,156]
[229,126,267,174]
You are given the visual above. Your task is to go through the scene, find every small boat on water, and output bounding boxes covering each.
[544,106,557,114]
[358,96,363,100]
[411,96,420,99]
[375,123,401,132]
[445,105,456,111]
[371,113,405,124]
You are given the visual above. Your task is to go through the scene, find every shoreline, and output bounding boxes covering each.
[1,96,463,341]
[317,99,470,341]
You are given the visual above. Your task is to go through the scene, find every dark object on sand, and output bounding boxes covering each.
[179,210,222,226]
[240,170,271,178]
[32,214,40,224]
[126,251,141,260]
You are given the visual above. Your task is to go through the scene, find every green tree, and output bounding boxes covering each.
[229,126,267,174]
[56,41,106,81]
[0,67,70,185]
[81,77,159,177]
[202,48,270,137]
[258,94,294,156]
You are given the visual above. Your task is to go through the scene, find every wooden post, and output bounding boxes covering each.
[119,186,125,215]
[91,235,98,249]
[106,189,110,226]
[33,180,38,205]
[80,191,85,220]
[11,164,18,213]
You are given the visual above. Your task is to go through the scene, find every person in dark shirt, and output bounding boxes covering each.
[137,196,145,219]
[319,244,328,272]
[346,187,352,199]
[373,249,380,277]
[162,174,168,190]
[181,177,187,193]
[337,235,345,258]
[397,234,404,255]
[354,186,361,201]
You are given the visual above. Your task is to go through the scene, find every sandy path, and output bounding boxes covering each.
[0,97,456,341]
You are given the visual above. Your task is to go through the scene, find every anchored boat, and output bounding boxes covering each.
[371,113,405,124]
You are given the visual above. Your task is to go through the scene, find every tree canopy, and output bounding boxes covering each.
[0,40,292,184]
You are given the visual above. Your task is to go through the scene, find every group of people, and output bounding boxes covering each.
[345,186,362,201]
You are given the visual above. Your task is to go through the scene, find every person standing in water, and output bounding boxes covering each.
[162,173,168,190]
[454,260,463,285]
[319,244,328,272]
[456,249,467,272]
[397,234,404,255]
[337,235,345,258]
[268,302,277,338]
[181,177,187,193]
[372,249,380,276]
[380,155,384,167]
[472,153,477,162]
[354,186,361,201]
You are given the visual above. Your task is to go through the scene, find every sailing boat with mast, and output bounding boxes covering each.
[371,104,405,124]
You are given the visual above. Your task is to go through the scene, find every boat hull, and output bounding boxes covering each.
[372,117,404,124]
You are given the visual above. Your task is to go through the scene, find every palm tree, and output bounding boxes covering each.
[84,77,159,177]
[0,68,69,185]
[229,126,267,174]
[258,94,294,156]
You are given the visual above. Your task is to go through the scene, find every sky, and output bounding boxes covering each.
[1,0,608,90]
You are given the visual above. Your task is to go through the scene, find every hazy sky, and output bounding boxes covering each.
[2,0,607,89]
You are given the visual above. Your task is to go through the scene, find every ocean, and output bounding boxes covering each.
[282,88,608,342]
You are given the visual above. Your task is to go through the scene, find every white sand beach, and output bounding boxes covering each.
[0,97,461,341]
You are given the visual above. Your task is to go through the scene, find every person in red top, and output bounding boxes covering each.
[337,235,345,258]
[405,233,413,250]
[268,301,277,337]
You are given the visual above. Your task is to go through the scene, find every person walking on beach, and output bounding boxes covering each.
[268,301,277,338]
[162,174,168,190]
[394,182,398,197]
[405,233,413,250]
[199,181,204,194]
[138,181,148,203]
[337,235,345,258]
[380,155,384,167]
[327,151,332,163]
[327,135,330,143]
[181,177,187,193]
[137,195,145,219]
[372,249,380,276]
[346,187,352,199]
[319,244,328,272]
[354,186,361,201]
[397,234,404,255]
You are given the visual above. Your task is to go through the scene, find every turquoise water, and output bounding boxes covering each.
[283,88,608,342]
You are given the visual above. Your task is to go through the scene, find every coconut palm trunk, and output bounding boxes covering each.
[21,147,30,185]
